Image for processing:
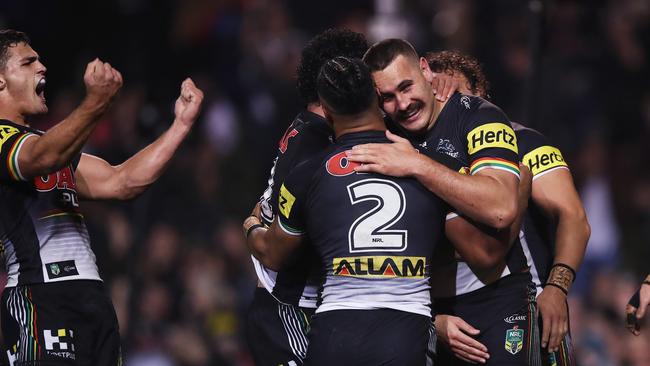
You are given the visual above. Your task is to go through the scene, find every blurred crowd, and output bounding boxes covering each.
[0,0,649,365]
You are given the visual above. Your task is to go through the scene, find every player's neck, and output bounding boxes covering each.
[427,97,447,131]
[333,110,385,138]
[0,107,27,126]
[306,102,325,118]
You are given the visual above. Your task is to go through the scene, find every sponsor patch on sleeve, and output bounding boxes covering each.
[522,145,568,177]
[0,125,20,153]
[467,123,518,155]
[278,183,296,219]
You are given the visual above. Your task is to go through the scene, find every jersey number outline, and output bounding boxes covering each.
[347,178,408,253]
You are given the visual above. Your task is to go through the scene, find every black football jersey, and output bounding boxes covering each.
[0,120,100,287]
[278,130,461,317]
[255,110,332,307]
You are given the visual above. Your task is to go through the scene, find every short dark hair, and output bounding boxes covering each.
[424,50,490,98]
[362,38,418,72]
[317,57,375,115]
[0,29,30,71]
[296,29,369,106]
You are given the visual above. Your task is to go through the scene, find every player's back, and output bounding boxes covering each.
[279,130,449,316]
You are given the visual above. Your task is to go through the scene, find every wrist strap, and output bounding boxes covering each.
[544,282,568,296]
[551,263,576,282]
[245,223,265,238]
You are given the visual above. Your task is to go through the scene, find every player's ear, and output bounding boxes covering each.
[420,57,434,84]
[0,74,6,91]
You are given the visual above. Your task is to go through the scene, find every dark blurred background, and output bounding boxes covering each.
[0,0,649,365]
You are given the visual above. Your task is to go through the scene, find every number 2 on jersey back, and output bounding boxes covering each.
[347,178,408,253]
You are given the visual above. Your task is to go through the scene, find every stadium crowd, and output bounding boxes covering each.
[0,0,648,365]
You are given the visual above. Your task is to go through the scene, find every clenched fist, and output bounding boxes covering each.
[83,58,123,105]
[174,78,204,128]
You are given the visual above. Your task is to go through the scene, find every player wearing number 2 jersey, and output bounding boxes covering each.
[244,57,492,365]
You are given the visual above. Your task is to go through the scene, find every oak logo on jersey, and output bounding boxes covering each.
[333,256,425,279]
[326,151,361,177]
[504,326,524,355]
[522,145,567,176]
[278,184,296,219]
[467,123,518,155]
[0,125,19,152]
[278,128,299,154]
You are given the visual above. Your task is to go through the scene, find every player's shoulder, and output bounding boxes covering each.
[512,122,553,155]
[289,110,331,135]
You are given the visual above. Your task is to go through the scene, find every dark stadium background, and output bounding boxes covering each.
[1,0,649,364]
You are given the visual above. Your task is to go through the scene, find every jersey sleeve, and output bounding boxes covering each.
[276,157,321,236]
[463,102,520,178]
[517,128,569,180]
[0,124,37,182]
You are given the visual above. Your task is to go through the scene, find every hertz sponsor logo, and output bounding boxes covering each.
[278,184,296,219]
[333,256,426,279]
[523,145,567,176]
[0,125,19,153]
[467,123,518,155]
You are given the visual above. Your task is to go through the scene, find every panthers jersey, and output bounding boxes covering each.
[0,120,100,287]
[278,130,460,317]
[255,110,332,308]
[413,93,528,297]
[514,123,569,291]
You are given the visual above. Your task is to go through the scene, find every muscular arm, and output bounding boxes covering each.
[533,169,590,272]
[348,130,518,229]
[445,164,532,279]
[245,217,303,271]
[18,59,122,179]
[75,78,203,201]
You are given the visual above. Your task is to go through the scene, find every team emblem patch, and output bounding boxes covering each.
[505,326,524,355]
[50,263,60,276]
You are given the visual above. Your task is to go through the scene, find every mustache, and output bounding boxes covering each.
[395,101,423,121]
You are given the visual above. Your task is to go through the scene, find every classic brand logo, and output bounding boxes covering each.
[504,314,527,324]
[522,145,567,176]
[467,123,518,155]
[44,328,75,360]
[333,256,426,279]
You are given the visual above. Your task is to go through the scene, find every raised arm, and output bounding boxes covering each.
[75,78,203,201]
[18,59,122,179]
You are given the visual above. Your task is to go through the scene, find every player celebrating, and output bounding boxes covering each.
[424,50,590,366]
[0,29,203,365]
[248,28,370,366]
[346,39,541,365]
[245,56,474,366]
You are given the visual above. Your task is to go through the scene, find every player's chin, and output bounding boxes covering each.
[398,117,428,135]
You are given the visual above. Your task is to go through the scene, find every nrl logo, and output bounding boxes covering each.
[504,326,524,355]
[50,264,60,276]
[436,139,459,158]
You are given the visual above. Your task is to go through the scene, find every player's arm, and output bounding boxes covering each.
[532,168,590,352]
[626,275,650,336]
[75,79,203,200]
[348,130,519,229]
[243,214,304,271]
[16,59,122,180]
[445,164,532,279]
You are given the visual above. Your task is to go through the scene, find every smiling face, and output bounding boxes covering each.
[0,42,48,122]
[372,54,436,135]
